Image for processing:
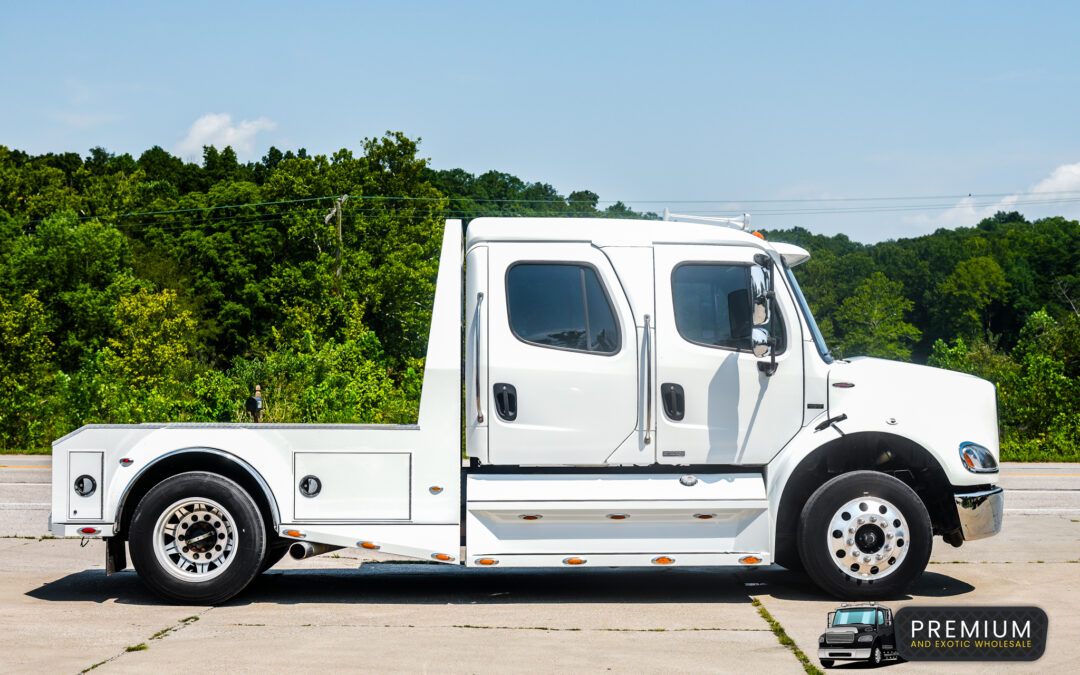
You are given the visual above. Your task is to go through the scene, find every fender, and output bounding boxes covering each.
[113,446,282,535]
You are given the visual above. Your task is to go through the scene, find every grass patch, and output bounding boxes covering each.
[181,615,199,623]
[751,598,823,675]
[80,660,108,673]
[0,447,51,455]
[125,643,148,652]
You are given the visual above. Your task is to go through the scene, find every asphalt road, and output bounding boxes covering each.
[2,458,1077,673]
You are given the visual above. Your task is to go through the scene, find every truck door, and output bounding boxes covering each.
[653,245,803,465]
[487,242,638,465]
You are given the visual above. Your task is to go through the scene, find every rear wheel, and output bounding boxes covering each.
[260,540,290,573]
[798,471,931,599]
[129,472,267,604]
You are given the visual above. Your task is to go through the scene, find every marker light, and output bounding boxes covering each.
[652,556,675,565]
[476,558,499,566]
[693,513,716,520]
[519,514,542,520]
[79,527,99,535]
[751,231,765,240]
[740,555,762,565]
[429,486,443,494]
[563,557,586,565]
[283,530,305,538]
[359,541,380,550]
[606,514,629,520]
[432,553,454,561]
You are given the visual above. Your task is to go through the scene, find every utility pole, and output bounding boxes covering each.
[324,194,349,294]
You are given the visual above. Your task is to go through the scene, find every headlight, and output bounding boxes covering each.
[858,634,874,643]
[819,636,825,644]
[959,442,998,473]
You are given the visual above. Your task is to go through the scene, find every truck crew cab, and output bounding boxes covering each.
[50,215,1005,604]
[819,602,898,667]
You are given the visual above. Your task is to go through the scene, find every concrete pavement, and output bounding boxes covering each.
[2,458,1077,673]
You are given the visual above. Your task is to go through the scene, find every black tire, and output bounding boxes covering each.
[129,471,267,604]
[798,471,931,599]
[820,659,834,668]
[260,540,290,573]
[869,643,883,666]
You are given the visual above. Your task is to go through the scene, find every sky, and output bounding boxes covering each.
[2,1,1079,242]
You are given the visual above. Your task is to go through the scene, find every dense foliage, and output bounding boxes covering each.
[0,135,1076,460]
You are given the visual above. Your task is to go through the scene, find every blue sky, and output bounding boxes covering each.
[2,1,1078,242]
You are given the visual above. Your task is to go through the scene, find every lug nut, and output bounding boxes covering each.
[869,516,876,523]
[857,518,865,525]
[885,544,892,551]
[846,539,854,546]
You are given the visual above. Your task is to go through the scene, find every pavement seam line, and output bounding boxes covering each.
[78,610,211,673]
[750,597,823,675]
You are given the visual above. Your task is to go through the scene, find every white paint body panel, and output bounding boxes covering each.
[50,216,1000,574]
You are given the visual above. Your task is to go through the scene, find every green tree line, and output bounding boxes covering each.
[0,134,1076,460]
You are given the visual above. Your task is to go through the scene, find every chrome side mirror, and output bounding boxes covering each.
[752,327,778,376]
[750,265,770,326]
[752,327,772,358]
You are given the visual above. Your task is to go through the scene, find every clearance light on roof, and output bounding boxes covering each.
[751,231,765,240]
[476,558,499,566]
[652,556,675,565]
[359,541,380,550]
[283,529,305,538]
[740,555,762,565]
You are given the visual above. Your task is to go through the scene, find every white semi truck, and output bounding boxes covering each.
[50,215,1004,604]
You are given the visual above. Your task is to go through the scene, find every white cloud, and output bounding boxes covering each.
[174,113,277,161]
[908,161,1080,231]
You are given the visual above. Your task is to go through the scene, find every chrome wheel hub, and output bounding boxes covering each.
[153,498,236,581]
[826,495,909,581]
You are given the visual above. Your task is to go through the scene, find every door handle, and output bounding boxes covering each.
[493,383,517,421]
[474,292,484,423]
[661,383,685,421]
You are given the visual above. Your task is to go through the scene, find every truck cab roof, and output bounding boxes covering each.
[465,217,811,266]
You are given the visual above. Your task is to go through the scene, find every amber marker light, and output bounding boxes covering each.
[563,557,587,565]
[652,556,675,565]
[359,541,380,550]
[432,553,454,561]
[519,514,542,520]
[429,486,443,494]
[283,529,305,538]
[693,513,716,520]
[606,514,629,520]
[740,555,762,565]
[476,558,499,566]
[751,231,766,240]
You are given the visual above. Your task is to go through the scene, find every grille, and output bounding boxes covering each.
[826,632,854,645]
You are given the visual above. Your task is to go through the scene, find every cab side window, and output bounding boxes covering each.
[506,263,619,354]
[672,263,785,353]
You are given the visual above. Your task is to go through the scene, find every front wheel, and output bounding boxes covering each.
[819,658,834,668]
[798,471,932,599]
[129,472,267,604]
[869,643,883,666]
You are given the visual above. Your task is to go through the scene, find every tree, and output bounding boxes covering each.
[0,292,57,450]
[835,272,921,360]
[937,256,1009,337]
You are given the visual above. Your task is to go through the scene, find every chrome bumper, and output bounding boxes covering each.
[954,486,1004,541]
[818,647,871,660]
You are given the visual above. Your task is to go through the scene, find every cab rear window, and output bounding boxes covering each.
[506,263,619,354]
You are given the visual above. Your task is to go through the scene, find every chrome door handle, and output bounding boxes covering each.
[644,313,652,445]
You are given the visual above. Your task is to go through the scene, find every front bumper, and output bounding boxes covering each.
[818,647,871,660]
[954,486,1004,541]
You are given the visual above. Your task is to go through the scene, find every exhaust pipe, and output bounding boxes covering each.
[288,542,344,560]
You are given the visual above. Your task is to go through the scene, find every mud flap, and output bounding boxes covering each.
[105,537,127,575]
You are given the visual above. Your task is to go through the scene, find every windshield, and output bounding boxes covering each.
[784,263,833,363]
[833,609,877,626]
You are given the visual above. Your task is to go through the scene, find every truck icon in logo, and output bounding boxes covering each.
[818,602,899,668]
